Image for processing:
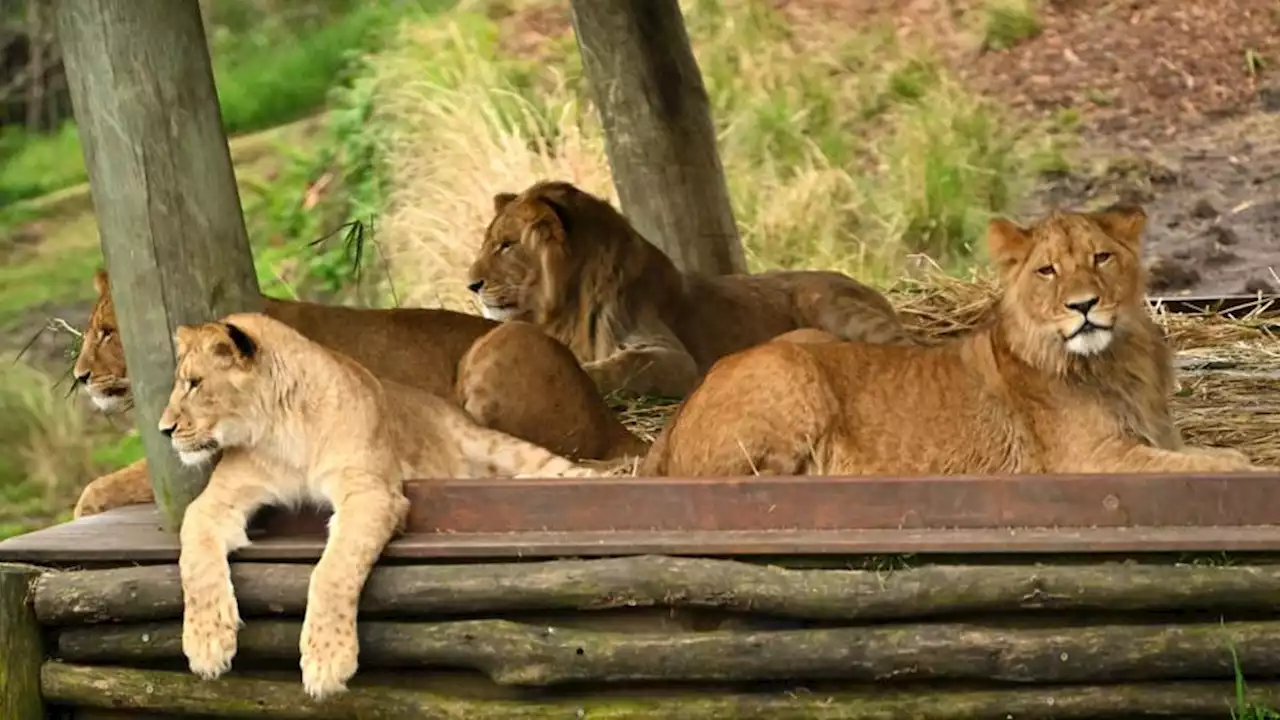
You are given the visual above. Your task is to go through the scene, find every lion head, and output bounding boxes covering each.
[986,204,1151,373]
[465,181,679,339]
[158,320,263,466]
[73,269,132,413]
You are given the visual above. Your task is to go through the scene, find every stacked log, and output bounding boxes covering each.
[11,556,1280,718]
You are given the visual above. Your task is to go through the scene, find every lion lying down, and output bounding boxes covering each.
[71,270,644,517]
[165,312,597,700]
[466,180,918,398]
[643,204,1262,477]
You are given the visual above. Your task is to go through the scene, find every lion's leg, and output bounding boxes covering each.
[1084,441,1258,473]
[73,458,154,518]
[300,473,409,700]
[448,416,598,478]
[644,343,838,477]
[456,321,648,462]
[179,456,274,683]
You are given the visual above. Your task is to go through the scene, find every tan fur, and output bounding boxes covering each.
[166,313,595,700]
[642,205,1262,477]
[466,180,915,398]
[72,270,644,518]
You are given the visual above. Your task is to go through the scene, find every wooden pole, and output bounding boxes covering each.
[568,0,746,276]
[40,664,1280,719]
[55,0,263,531]
[0,564,44,720]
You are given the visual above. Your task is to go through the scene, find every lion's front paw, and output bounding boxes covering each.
[72,483,117,519]
[299,614,359,701]
[1186,445,1256,471]
[182,578,242,680]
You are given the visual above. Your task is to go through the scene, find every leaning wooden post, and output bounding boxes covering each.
[0,564,44,719]
[568,0,746,276]
[55,0,263,531]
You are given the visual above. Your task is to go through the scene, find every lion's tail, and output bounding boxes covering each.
[805,293,923,347]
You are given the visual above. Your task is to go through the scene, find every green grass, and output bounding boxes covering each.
[981,0,1043,52]
[0,2,447,207]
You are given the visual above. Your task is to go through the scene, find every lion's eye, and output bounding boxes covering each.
[99,328,113,341]
[186,378,201,391]
[1036,264,1057,277]
[1093,251,1113,266]
[497,239,515,253]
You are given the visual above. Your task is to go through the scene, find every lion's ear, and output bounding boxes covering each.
[93,268,110,295]
[173,325,198,355]
[1088,204,1147,251]
[986,217,1031,271]
[493,192,518,215]
[213,322,258,363]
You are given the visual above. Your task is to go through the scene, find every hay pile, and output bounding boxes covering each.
[615,272,1280,467]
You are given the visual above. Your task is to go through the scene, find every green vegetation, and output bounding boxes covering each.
[981,0,1043,52]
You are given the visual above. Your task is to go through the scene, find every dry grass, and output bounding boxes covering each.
[368,0,1065,313]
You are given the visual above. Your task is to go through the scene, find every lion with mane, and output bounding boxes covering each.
[642,204,1262,477]
[466,180,916,398]
[71,270,644,516]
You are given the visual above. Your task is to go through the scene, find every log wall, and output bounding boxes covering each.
[21,555,1280,719]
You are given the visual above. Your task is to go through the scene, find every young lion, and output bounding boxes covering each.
[71,270,645,517]
[642,205,1261,477]
[166,313,595,700]
[465,180,917,399]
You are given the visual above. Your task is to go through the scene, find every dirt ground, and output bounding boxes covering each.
[785,0,1280,296]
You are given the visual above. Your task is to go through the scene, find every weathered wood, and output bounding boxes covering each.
[7,505,1280,564]
[53,617,1280,686]
[0,564,44,720]
[33,556,1280,626]
[568,0,744,275]
[41,663,1280,719]
[55,0,264,530]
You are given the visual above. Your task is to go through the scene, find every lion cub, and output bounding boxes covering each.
[643,205,1261,477]
[164,313,595,700]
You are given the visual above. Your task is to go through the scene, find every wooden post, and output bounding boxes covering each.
[55,0,263,531]
[569,0,746,276]
[0,564,44,720]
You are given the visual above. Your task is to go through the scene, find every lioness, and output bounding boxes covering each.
[642,205,1261,477]
[466,180,916,398]
[72,270,645,517]
[167,313,596,700]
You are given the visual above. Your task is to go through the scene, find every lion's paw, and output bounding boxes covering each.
[300,615,358,701]
[182,580,242,680]
[72,485,113,519]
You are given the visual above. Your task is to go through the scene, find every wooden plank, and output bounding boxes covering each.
[330,473,1280,535]
[55,0,264,531]
[4,506,1280,563]
[33,558,1280,626]
[0,564,44,720]
[568,0,745,275]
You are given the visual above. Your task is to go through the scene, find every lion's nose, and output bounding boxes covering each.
[158,422,176,438]
[74,369,91,385]
[467,280,484,293]
[1065,296,1099,315]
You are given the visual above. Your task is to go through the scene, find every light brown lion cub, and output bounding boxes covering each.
[642,205,1261,477]
[166,313,595,700]
[71,269,644,518]
[466,180,916,398]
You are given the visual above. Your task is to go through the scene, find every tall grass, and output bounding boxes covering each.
[370,0,1066,309]
[0,362,117,539]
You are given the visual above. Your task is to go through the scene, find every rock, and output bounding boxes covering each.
[1205,224,1240,246]
[1243,277,1278,295]
[1145,257,1201,292]
[1190,198,1219,219]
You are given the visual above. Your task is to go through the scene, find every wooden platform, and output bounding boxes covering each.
[4,472,1280,563]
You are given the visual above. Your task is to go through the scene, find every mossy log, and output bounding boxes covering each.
[41,663,1280,719]
[0,564,44,720]
[54,617,1280,686]
[33,555,1280,626]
